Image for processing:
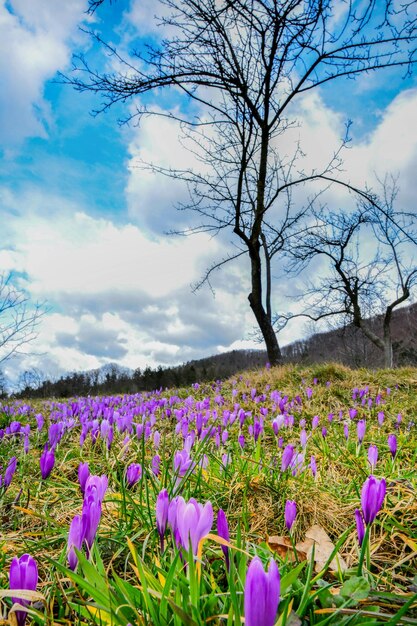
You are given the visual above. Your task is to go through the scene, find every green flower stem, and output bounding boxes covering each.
[289,531,299,565]
[357,524,371,576]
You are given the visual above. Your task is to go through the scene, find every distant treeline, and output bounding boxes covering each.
[11,350,268,399]
[6,303,417,399]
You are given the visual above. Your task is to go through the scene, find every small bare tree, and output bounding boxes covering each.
[65,0,417,364]
[284,181,417,367]
[0,273,45,364]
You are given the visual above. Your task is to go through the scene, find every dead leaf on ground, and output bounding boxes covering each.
[268,525,347,573]
[305,525,348,573]
[267,535,308,562]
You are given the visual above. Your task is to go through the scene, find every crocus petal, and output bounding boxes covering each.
[177,501,198,552]
[244,557,268,626]
[193,501,213,552]
[264,559,280,626]
[361,475,386,524]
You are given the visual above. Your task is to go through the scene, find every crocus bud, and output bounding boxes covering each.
[156,489,169,551]
[354,509,365,547]
[67,515,84,571]
[125,463,142,488]
[85,475,108,503]
[217,508,230,570]
[357,420,366,444]
[9,554,38,626]
[367,444,378,470]
[281,444,294,471]
[388,434,397,458]
[78,462,90,495]
[40,445,55,479]
[310,455,317,478]
[284,500,297,532]
[152,454,161,476]
[4,456,17,488]
[244,557,280,626]
[81,495,101,552]
[361,475,386,525]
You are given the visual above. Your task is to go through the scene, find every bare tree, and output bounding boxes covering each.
[284,181,417,367]
[0,369,8,399]
[0,273,46,364]
[65,0,417,364]
[17,367,44,394]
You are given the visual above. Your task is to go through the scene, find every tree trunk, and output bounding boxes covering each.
[383,318,393,368]
[248,245,282,365]
[383,338,393,368]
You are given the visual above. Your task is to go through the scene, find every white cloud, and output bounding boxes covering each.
[125,107,205,234]
[5,206,220,299]
[0,0,87,148]
[1,189,255,379]
[344,88,417,199]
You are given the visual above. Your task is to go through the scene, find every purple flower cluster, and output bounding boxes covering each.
[67,467,108,570]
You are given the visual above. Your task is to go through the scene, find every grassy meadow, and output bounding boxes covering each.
[0,362,417,625]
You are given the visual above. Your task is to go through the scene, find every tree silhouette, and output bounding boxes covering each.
[65,0,417,364]
[0,273,46,364]
[284,179,417,367]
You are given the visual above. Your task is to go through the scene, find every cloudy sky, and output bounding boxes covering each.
[1,0,417,386]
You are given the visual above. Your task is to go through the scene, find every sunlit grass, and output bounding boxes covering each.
[1,362,416,625]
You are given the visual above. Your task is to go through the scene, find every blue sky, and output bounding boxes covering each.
[1,0,417,387]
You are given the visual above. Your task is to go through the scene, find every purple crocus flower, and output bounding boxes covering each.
[361,475,386,525]
[310,455,317,478]
[217,508,230,570]
[281,444,294,471]
[156,489,169,551]
[354,509,365,546]
[311,415,319,429]
[176,497,213,556]
[67,515,84,571]
[9,554,38,626]
[152,454,161,476]
[174,449,194,477]
[290,452,305,476]
[349,408,358,420]
[377,411,385,426]
[167,496,180,542]
[81,494,102,552]
[244,557,280,626]
[153,430,161,449]
[78,462,90,495]
[4,456,17,488]
[388,434,397,458]
[40,445,55,479]
[284,500,297,532]
[125,463,142,488]
[357,420,366,444]
[85,475,108,503]
[367,444,378,470]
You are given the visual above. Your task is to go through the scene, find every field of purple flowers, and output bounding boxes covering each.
[0,363,416,625]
